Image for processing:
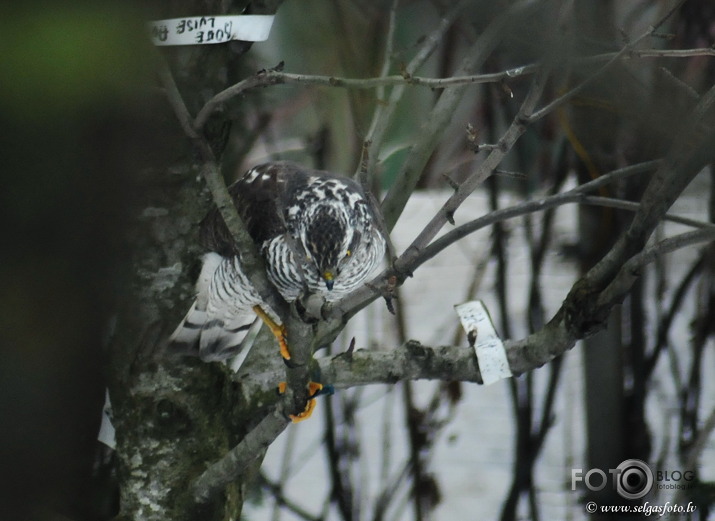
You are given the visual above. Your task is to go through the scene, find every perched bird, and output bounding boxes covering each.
[168,161,387,364]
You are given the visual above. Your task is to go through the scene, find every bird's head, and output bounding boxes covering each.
[303,204,360,291]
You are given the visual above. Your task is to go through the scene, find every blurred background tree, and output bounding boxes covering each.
[0,1,153,519]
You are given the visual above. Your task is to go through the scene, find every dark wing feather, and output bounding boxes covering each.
[199,162,298,255]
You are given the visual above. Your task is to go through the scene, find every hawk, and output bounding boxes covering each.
[169,161,387,364]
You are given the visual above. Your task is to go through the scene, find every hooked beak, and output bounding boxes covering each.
[322,270,335,290]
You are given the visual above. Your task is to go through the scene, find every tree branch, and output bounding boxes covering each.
[510,226,715,375]
[328,62,552,322]
[155,51,288,320]
[379,0,538,231]
[189,221,715,503]
[192,407,290,503]
[525,21,654,123]
[357,0,399,187]
[331,159,662,320]
[595,227,715,309]
[320,341,482,387]
[580,195,715,230]
[579,81,715,296]
[396,65,549,257]
[193,46,715,132]
[156,50,319,507]
[358,0,471,186]
[646,254,705,379]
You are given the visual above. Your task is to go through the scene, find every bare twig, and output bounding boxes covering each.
[596,231,715,307]
[506,74,715,378]
[359,0,471,186]
[507,228,715,376]
[322,381,356,521]
[155,51,288,320]
[357,0,400,186]
[645,254,704,380]
[389,64,549,276]
[333,159,661,320]
[684,406,715,473]
[526,30,651,123]
[380,0,538,231]
[528,0,690,124]
[372,462,411,521]
[580,195,715,230]
[656,66,700,101]
[582,81,715,295]
[193,46,715,132]
[259,473,322,521]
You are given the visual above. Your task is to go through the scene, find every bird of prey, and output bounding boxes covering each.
[168,161,387,366]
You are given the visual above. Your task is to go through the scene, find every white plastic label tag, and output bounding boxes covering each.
[97,389,116,449]
[455,300,512,385]
[149,15,275,46]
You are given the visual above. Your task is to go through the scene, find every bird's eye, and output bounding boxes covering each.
[345,250,352,258]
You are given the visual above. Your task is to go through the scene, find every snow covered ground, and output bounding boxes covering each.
[246,175,715,521]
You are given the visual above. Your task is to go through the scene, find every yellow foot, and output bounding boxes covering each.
[277,381,324,423]
[252,305,290,360]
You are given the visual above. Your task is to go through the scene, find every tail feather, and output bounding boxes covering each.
[198,316,256,361]
[167,251,260,362]
[167,301,204,356]
[168,300,257,362]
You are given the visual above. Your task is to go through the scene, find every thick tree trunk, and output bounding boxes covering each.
[107,2,283,519]
[107,164,240,521]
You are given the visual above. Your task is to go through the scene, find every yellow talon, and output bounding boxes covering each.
[289,399,317,423]
[307,381,323,396]
[277,382,324,423]
[252,305,290,360]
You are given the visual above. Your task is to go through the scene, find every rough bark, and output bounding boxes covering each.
[107,2,284,519]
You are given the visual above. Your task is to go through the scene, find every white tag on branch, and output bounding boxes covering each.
[149,15,275,46]
[454,300,511,385]
[97,389,116,449]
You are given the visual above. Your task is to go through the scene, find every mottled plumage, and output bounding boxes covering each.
[169,161,386,361]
